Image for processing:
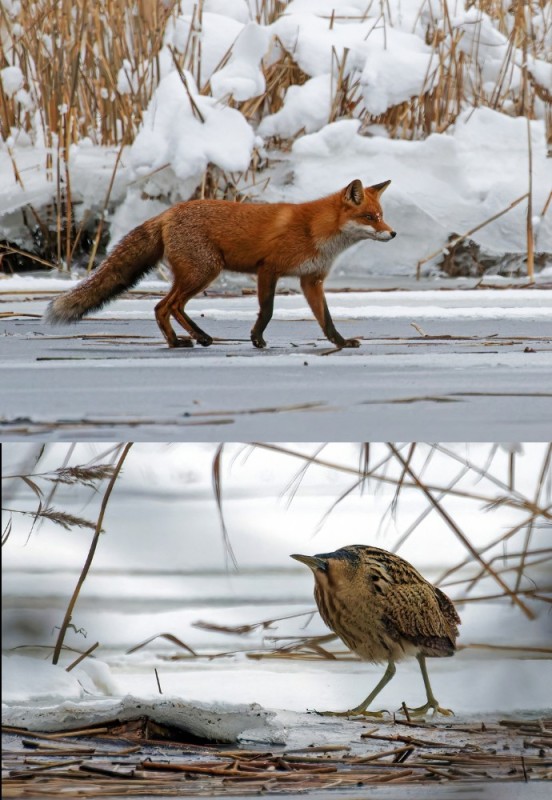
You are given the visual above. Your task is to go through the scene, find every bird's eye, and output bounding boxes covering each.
[372,574,380,581]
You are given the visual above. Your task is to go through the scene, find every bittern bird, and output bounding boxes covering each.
[291,545,461,717]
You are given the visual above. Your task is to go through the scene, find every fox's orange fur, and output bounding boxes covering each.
[45,179,395,349]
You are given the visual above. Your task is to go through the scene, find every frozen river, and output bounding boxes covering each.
[1,283,551,440]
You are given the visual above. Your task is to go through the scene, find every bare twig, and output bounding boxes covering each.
[212,444,238,569]
[65,642,100,672]
[52,443,133,665]
[386,444,535,619]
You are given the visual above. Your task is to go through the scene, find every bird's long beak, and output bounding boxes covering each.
[291,553,327,571]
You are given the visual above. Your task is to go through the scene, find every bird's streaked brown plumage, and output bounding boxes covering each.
[291,544,461,717]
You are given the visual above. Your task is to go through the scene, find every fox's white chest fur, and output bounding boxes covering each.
[294,230,361,277]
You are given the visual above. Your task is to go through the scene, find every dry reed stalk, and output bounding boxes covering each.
[387,443,536,619]
[442,546,552,589]
[252,443,549,517]
[52,443,133,664]
[125,632,197,656]
[1,0,180,267]
[3,717,549,794]
[0,244,57,269]
[212,444,239,569]
[1,0,547,274]
[252,0,288,26]
[512,444,552,594]
[65,641,100,672]
[85,136,128,272]
[436,509,551,587]
[243,37,309,128]
[239,444,549,615]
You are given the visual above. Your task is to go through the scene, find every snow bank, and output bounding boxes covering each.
[286,109,551,272]
[2,655,281,742]
[2,656,86,704]
[3,655,124,701]
[109,69,255,244]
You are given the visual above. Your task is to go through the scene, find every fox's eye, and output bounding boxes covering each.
[364,213,375,221]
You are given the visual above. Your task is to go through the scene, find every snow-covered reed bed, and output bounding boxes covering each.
[1,1,551,276]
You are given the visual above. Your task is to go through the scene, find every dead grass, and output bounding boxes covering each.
[2,716,551,794]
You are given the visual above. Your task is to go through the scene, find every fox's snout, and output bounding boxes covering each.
[343,219,397,242]
[370,217,396,242]
[375,229,396,241]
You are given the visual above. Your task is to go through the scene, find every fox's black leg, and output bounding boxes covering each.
[300,275,360,348]
[155,290,194,348]
[251,271,278,349]
[171,306,213,347]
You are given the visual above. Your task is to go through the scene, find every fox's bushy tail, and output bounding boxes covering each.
[44,218,164,325]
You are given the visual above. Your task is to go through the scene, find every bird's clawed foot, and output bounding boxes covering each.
[404,700,454,718]
[314,708,388,718]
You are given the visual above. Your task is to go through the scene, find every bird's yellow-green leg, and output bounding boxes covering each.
[316,660,395,717]
[405,654,453,717]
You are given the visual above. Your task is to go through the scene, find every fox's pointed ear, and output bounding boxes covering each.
[370,180,391,196]
[343,179,364,206]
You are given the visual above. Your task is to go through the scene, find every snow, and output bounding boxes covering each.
[2,656,280,741]
[360,47,436,116]
[3,274,550,315]
[288,109,551,268]
[259,74,333,137]
[0,65,24,95]
[178,0,251,25]
[126,69,255,191]
[2,655,86,704]
[168,12,244,82]
[3,655,550,737]
[1,1,550,272]
[1,279,551,440]
[211,23,268,101]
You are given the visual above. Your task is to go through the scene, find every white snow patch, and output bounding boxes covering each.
[2,655,281,742]
[168,13,244,83]
[130,70,255,181]
[259,74,333,137]
[2,656,85,704]
[1,65,24,95]
[211,23,268,101]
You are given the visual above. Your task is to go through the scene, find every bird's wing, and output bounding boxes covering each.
[434,586,461,628]
[382,583,458,655]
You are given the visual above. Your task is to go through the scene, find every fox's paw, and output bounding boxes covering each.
[341,338,361,348]
[251,335,267,349]
[169,337,194,348]
[197,334,213,347]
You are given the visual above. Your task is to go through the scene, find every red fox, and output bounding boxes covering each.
[45,179,395,349]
